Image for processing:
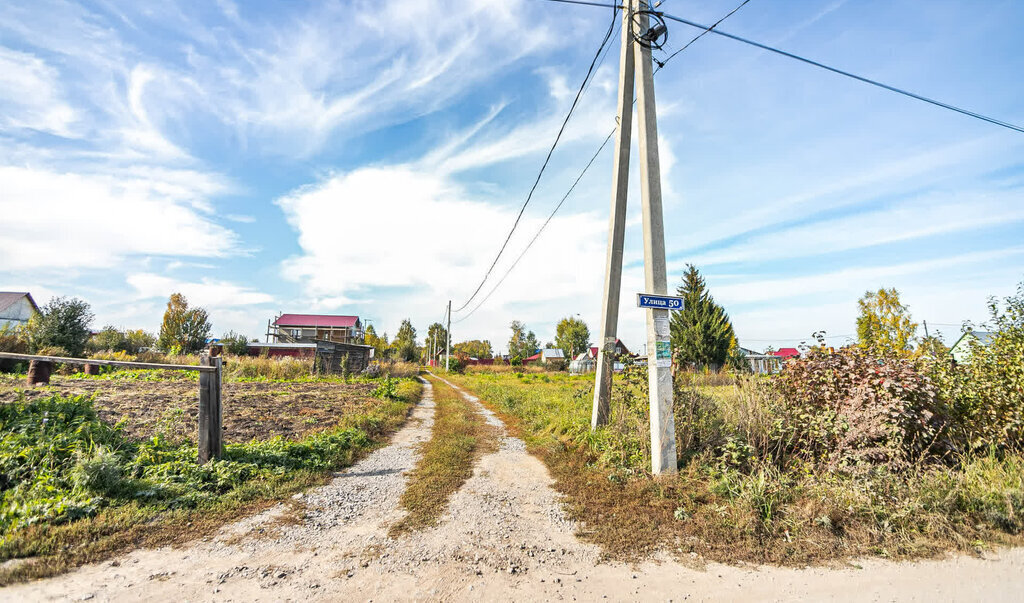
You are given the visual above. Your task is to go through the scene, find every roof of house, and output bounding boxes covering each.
[952,330,995,349]
[586,339,629,358]
[541,348,564,359]
[773,347,801,358]
[273,313,359,328]
[0,292,38,316]
[525,352,541,362]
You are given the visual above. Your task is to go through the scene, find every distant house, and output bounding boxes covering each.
[772,347,801,360]
[950,330,994,364]
[738,347,783,374]
[260,312,371,374]
[267,313,363,345]
[0,292,39,330]
[569,340,629,374]
[540,348,564,364]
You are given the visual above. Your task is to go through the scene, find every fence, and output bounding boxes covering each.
[0,348,224,463]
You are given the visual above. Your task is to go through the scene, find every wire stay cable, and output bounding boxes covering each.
[452,6,619,314]
[455,130,616,324]
[659,12,1024,135]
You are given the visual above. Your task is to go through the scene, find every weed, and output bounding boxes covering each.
[389,377,497,535]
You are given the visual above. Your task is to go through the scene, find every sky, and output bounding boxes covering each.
[1,0,1022,354]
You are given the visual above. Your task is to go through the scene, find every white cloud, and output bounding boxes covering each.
[713,247,1024,307]
[0,47,79,136]
[0,166,238,270]
[276,165,608,346]
[127,273,273,307]
[682,189,1024,268]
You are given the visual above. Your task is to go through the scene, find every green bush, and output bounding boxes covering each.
[931,284,1024,452]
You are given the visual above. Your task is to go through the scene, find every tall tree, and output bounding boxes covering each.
[670,265,736,369]
[424,322,449,361]
[554,316,590,360]
[507,320,539,362]
[28,296,94,356]
[453,339,492,359]
[856,288,918,356]
[364,324,390,359]
[157,293,211,354]
[392,319,418,362]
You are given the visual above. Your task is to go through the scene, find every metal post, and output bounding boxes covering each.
[634,2,677,475]
[592,3,636,429]
[445,300,452,372]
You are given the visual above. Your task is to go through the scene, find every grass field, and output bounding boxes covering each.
[447,369,1024,565]
[0,371,422,584]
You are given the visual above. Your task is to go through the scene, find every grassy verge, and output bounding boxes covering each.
[0,378,422,585]
[447,371,1024,564]
[389,376,497,536]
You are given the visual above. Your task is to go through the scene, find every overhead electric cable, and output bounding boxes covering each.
[541,0,622,8]
[453,6,618,314]
[659,12,1024,135]
[454,130,616,324]
[655,0,751,70]
[453,1,752,321]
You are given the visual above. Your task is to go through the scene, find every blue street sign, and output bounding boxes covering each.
[636,293,684,310]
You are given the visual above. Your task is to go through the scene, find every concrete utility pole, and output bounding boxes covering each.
[591,0,678,475]
[592,3,635,430]
[445,300,452,372]
[634,3,677,475]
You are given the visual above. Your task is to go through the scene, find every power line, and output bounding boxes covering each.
[659,12,1024,135]
[455,130,616,324]
[541,0,623,8]
[654,0,751,70]
[453,1,751,322]
[452,6,619,314]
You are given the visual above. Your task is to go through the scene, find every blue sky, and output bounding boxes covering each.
[1,0,1022,353]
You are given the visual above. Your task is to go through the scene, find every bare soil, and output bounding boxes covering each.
[4,376,1024,601]
[0,375,377,443]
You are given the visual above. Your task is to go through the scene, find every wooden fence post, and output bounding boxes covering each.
[198,352,223,463]
[26,360,52,386]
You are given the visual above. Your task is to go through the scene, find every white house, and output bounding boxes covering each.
[738,347,783,374]
[0,292,39,330]
[950,330,994,364]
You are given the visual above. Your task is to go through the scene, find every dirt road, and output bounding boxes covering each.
[6,377,1023,601]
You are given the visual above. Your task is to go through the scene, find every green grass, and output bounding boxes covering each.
[389,376,497,535]
[447,370,1024,564]
[0,378,422,584]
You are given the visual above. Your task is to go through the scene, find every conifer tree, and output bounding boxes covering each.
[670,265,736,369]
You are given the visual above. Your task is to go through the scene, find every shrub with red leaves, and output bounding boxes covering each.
[773,347,948,470]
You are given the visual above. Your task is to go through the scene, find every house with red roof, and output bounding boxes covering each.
[255,312,372,374]
[266,313,364,345]
[772,347,801,359]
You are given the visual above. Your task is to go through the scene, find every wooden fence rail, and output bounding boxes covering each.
[0,349,224,463]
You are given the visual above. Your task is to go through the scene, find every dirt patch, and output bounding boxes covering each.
[0,376,378,443]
